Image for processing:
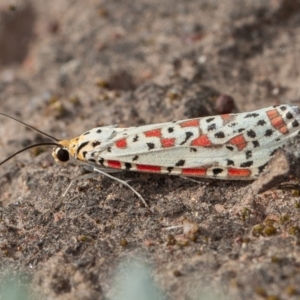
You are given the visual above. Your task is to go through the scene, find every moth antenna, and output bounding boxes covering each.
[0,112,59,142]
[0,142,61,166]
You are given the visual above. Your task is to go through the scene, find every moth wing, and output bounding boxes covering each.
[88,105,300,171]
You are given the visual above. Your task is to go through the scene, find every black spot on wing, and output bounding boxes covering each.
[286,112,293,119]
[190,147,197,152]
[258,163,268,174]
[92,141,101,147]
[252,141,260,148]
[168,127,174,133]
[240,161,253,168]
[98,158,104,166]
[265,129,273,137]
[133,135,139,142]
[257,120,266,126]
[215,131,225,138]
[270,148,279,156]
[292,120,299,127]
[227,159,234,166]
[238,128,245,133]
[96,129,102,133]
[107,147,111,152]
[180,132,194,145]
[247,130,256,138]
[132,155,139,161]
[77,141,89,154]
[167,167,173,173]
[279,106,287,111]
[207,123,216,131]
[213,168,223,176]
[175,160,185,167]
[206,117,215,123]
[244,113,259,118]
[226,146,234,151]
[125,163,132,170]
[83,131,90,135]
[147,143,155,150]
[246,150,252,159]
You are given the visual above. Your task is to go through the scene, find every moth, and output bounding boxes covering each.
[1,104,299,206]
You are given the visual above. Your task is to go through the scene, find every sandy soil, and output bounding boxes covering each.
[0,0,300,299]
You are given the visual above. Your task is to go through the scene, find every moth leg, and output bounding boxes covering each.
[62,172,100,197]
[82,164,122,174]
[43,173,101,215]
[51,167,150,212]
[63,164,125,197]
[92,167,150,209]
[178,175,205,184]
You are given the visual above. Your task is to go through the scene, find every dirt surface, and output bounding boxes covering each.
[0,0,300,299]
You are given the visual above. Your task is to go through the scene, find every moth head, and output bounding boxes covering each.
[52,136,83,163]
[52,147,70,163]
[52,140,72,163]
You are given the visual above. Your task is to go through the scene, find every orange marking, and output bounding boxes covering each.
[266,109,279,120]
[161,138,175,148]
[182,168,206,176]
[221,114,231,120]
[228,168,251,177]
[191,134,212,147]
[180,119,199,127]
[278,125,288,134]
[270,116,288,134]
[228,134,247,151]
[136,164,161,172]
[144,129,161,137]
[115,138,127,148]
[107,160,122,169]
[271,116,284,128]
[266,109,289,134]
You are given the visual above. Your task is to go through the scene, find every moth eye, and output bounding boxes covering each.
[56,148,69,162]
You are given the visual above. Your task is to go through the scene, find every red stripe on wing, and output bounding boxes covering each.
[228,168,251,177]
[107,160,122,169]
[182,168,207,176]
[136,164,161,173]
